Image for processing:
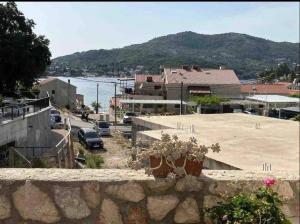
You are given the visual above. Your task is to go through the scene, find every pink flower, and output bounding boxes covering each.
[263,177,276,187]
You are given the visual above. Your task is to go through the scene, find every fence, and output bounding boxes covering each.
[8,147,32,168]
[0,96,50,123]
[56,118,74,168]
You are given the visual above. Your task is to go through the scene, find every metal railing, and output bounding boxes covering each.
[0,96,50,123]
[56,118,74,168]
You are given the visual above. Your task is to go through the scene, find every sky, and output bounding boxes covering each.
[12,2,300,58]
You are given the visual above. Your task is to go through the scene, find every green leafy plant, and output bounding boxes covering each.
[31,158,49,168]
[289,93,300,98]
[290,114,300,122]
[190,95,229,106]
[85,153,104,168]
[205,178,291,224]
[91,101,101,112]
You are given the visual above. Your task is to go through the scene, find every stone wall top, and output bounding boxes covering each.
[0,169,298,182]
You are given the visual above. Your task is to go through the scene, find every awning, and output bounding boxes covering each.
[189,90,211,94]
[119,99,187,105]
[280,107,300,113]
[246,95,300,103]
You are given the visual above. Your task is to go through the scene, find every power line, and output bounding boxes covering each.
[69,76,120,84]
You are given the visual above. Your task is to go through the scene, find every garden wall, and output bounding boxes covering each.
[0,169,298,224]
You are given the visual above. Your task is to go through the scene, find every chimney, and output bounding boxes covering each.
[182,65,190,71]
[219,66,226,70]
[192,65,201,71]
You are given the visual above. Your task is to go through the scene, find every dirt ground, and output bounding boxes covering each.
[73,130,133,169]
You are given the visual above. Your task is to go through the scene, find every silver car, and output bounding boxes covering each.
[94,121,110,136]
[50,114,64,129]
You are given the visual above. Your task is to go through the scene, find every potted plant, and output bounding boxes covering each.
[129,132,220,178]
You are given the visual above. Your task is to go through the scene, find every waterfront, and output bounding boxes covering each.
[54,76,254,110]
[56,76,133,110]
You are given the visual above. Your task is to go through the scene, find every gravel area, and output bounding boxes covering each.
[73,131,133,169]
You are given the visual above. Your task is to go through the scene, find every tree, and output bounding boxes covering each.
[0,2,51,95]
[190,95,228,106]
[91,101,101,112]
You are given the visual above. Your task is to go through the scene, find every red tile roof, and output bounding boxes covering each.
[241,84,299,95]
[38,77,76,88]
[164,68,240,85]
[39,77,57,85]
[135,74,163,83]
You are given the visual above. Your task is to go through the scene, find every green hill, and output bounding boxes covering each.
[51,31,299,79]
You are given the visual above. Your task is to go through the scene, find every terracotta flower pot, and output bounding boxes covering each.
[175,155,203,177]
[149,155,173,178]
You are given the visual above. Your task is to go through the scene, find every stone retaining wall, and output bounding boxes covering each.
[0,169,298,223]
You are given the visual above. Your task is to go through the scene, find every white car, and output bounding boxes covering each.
[123,112,136,124]
[94,121,110,136]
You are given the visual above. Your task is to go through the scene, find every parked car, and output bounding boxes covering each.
[50,114,63,129]
[50,108,60,115]
[243,108,258,115]
[94,121,110,136]
[123,112,136,124]
[77,128,104,150]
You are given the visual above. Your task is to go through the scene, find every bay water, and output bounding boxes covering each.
[57,76,128,111]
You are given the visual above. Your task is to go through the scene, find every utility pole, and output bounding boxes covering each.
[180,81,183,115]
[96,83,99,114]
[67,79,70,109]
[114,82,117,130]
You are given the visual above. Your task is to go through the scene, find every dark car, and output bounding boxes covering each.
[50,108,60,115]
[123,112,136,124]
[77,128,104,150]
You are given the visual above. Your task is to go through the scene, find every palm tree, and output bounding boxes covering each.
[91,101,101,113]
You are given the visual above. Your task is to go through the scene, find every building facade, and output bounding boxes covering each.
[38,77,77,110]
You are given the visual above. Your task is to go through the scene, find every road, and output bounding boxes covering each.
[60,111,132,168]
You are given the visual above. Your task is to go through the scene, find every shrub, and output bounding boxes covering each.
[31,158,49,168]
[205,178,291,224]
[85,153,104,168]
[190,95,229,106]
[78,147,85,155]
[290,114,300,122]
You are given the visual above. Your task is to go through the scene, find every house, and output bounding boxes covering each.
[38,77,77,110]
[130,65,241,114]
[162,65,241,112]
[134,74,165,96]
[76,94,84,107]
[241,83,300,96]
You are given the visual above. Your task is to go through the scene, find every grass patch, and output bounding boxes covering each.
[85,153,104,168]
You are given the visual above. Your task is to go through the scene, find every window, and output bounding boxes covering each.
[52,90,55,94]
[146,76,153,82]
[143,104,153,109]
[175,104,180,108]
[154,85,161,90]
[98,122,109,128]
[85,132,99,138]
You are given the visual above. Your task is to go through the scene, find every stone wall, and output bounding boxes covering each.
[0,169,298,224]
